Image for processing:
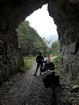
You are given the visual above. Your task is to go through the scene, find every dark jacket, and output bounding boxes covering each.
[36,55,44,64]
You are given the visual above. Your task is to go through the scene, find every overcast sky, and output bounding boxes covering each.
[26,4,58,47]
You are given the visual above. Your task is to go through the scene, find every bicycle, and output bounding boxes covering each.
[41,61,60,104]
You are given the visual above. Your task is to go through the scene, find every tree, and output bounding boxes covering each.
[16,21,46,56]
[52,40,60,50]
[51,40,60,56]
[43,37,51,57]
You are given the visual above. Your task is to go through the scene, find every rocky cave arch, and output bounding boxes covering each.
[0,0,79,83]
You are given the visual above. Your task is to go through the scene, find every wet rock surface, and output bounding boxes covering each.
[0,62,79,105]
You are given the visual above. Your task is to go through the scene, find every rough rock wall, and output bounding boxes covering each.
[0,0,46,83]
[48,0,79,80]
[0,0,79,83]
[0,31,23,83]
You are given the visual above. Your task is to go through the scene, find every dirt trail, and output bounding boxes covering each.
[0,62,54,105]
[0,60,79,105]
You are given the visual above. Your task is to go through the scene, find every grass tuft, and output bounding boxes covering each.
[19,56,35,73]
[53,56,65,77]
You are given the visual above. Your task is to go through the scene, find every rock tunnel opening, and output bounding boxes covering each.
[26,4,58,47]
[16,4,59,57]
[0,1,79,104]
[0,0,79,84]
[15,0,79,83]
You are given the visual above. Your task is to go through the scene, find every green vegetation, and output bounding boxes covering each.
[53,56,61,71]
[16,21,62,74]
[16,21,47,56]
[24,56,35,69]
[16,21,60,57]
[51,40,60,56]
[53,56,65,76]
[20,56,35,73]
[52,50,60,56]
[51,40,62,75]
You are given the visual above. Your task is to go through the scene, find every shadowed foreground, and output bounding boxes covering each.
[0,62,79,105]
[0,62,55,105]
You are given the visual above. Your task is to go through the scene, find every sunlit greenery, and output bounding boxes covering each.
[53,56,61,70]
[53,56,65,76]
[51,40,60,56]
[20,56,35,73]
[16,21,47,56]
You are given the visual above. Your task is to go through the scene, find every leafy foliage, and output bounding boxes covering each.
[16,21,46,56]
[53,56,61,70]
[19,56,35,72]
[51,40,60,56]
[52,40,60,50]
[53,56,64,76]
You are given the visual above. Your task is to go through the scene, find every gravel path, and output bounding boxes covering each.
[0,62,54,105]
[0,61,79,105]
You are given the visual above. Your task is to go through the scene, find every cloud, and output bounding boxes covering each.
[26,4,58,43]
